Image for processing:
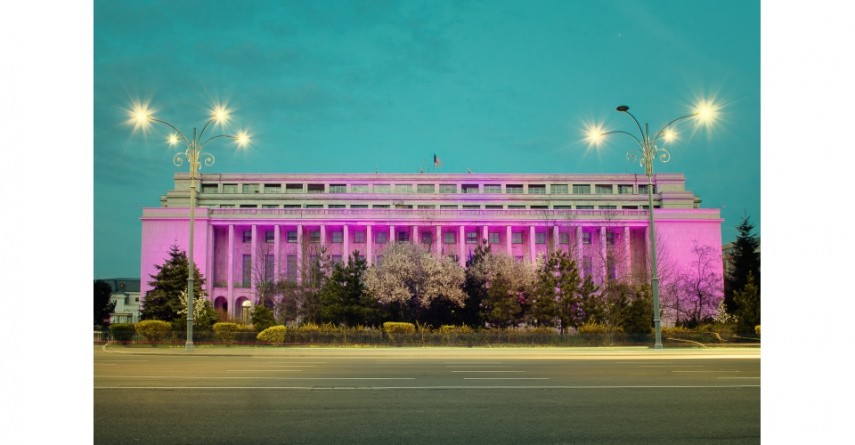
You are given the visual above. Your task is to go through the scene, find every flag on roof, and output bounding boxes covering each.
[433,154,441,167]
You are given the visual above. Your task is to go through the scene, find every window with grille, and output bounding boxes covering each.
[353,231,366,243]
[506,185,524,194]
[222,184,238,193]
[595,184,613,194]
[242,184,259,194]
[512,232,523,244]
[329,184,347,193]
[466,231,478,244]
[489,232,500,244]
[483,184,502,193]
[444,232,456,244]
[439,184,457,193]
[572,184,590,194]
[351,184,369,193]
[263,184,281,193]
[528,185,546,194]
[373,184,391,193]
[535,232,546,244]
[417,184,435,193]
[550,184,568,194]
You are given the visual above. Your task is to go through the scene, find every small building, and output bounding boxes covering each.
[100,278,141,324]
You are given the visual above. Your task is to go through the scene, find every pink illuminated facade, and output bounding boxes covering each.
[140,173,724,324]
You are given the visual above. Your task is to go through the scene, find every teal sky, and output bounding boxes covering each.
[94,0,760,279]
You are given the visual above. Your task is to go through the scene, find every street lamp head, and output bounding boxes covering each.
[211,104,231,125]
[693,99,719,126]
[128,102,154,132]
[234,130,252,148]
[616,105,630,112]
[584,124,607,147]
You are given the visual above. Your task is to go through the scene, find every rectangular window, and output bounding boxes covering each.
[283,204,301,209]
[353,231,366,243]
[329,184,347,193]
[439,184,457,193]
[530,205,548,210]
[440,205,458,209]
[577,205,594,210]
[287,231,297,243]
[305,204,323,209]
[262,204,279,209]
[285,183,303,194]
[535,232,546,244]
[331,231,343,243]
[372,204,390,208]
[595,184,613,194]
[239,204,257,208]
[397,231,410,242]
[462,184,479,194]
[606,232,616,245]
[350,204,368,209]
[242,255,251,287]
[417,184,435,193]
[622,205,639,209]
[582,256,593,277]
[421,232,433,244]
[265,230,275,243]
[264,255,274,282]
[417,205,436,209]
[328,204,346,209]
[243,230,252,243]
[528,184,546,194]
[462,205,480,209]
[553,205,572,209]
[373,184,391,193]
[489,232,500,244]
[550,184,568,194]
[512,232,523,244]
[395,184,413,193]
[219,204,234,208]
[222,183,238,194]
[559,232,570,244]
[307,184,325,194]
[287,255,297,280]
[618,184,634,194]
[608,261,617,280]
[443,231,456,244]
[485,205,503,209]
[242,183,259,194]
[201,184,218,194]
[395,204,413,209]
[506,185,524,194]
[483,184,502,194]
[263,184,281,194]
[639,185,651,195]
[351,184,369,193]
[376,231,388,244]
[582,232,592,244]
[466,231,478,244]
[508,205,526,209]
[600,205,617,209]
[309,231,320,243]
[573,184,591,194]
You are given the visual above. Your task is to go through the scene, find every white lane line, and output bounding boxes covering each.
[95,375,414,380]
[225,370,303,372]
[717,377,760,379]
[451,370,525,373]
[672,370,743,373]
[640,365,703,368]
[95,384,760,390]
[463,378,549,380]
[444,362,503,364]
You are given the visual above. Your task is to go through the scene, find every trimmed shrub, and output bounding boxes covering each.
[383,322,415,345]
[109,323,135,344]
[256,325,287,345]
[213,322,241,346]
[251,305,276,332]
[755,325,761,336]
[135,320,172,346]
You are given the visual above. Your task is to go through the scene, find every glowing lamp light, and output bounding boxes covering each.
[662,128,677,143]
[167,133,181,146]
[129,103,154,131]
[694,100,719,126]
[585,125,607,147]
[235,131,251,148]
[211,105,231,125]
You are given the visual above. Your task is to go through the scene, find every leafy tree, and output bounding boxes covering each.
[603,283,652,340]
[140,245,206,322]
[467,248,535,328]
[363,242,466,324]
[177,289,219,331]
[670,243,724,327]
[734,272,760,334]
[94,279,116,328]
[576,275,605,325]
[724,215,760,314]
[250,304,277,332]
[460,242,492,327]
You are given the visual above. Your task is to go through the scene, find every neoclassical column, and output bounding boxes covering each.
[390,225,395,243]
[435,225,441,257]
[366,225,373,266]
[575,226,583,268]
[458,225,465,267]
[624,226,631,280]
[296,224,303,285]
[506,225,512,256]
[274,225,281,280]
[552,225,560,254]
[412,225,418,245]
[599,226,607,283]
[227,224,234,305]
[251,225,258,296]
[529,225,536,264]
[343,224,350,264]
[320,224,326,246]
[482,225,488,245]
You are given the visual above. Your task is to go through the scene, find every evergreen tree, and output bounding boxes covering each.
[140,245,206,322]
[734,272,760,334]
[724,215,760,314]
[461,242,491,327]
[319,252,377,326]
[94,279,116,328]
[529,250,582,334]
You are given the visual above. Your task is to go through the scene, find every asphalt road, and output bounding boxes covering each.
[94,346,760,444]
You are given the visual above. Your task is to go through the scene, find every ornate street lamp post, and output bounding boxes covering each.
[129,102,250,351]
[585,101,718,349]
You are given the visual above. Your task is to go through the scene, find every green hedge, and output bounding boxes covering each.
[213,322,241,346]
[256,325,287,345]
[109,323,135,343]
[135,320,172,346]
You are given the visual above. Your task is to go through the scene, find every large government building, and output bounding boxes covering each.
[140,172,723,321]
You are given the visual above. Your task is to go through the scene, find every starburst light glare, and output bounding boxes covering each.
[167,133,181,146]
[234,131,251,148]
[211,104,231,125]
[694,99,719,126]
[585,125,607,147]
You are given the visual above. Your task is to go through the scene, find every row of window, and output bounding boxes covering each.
[212,204,652,210]
[242,228,618,246]
[201,183,652,195]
